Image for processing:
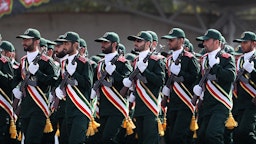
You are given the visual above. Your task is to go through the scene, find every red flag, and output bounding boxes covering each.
[0,0,13,18]
[19,0,49,8]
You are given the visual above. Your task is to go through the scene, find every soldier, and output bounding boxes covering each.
[79,38,88,58]
[54,31,95,144]
[192,29,236,144]
[161,28,200,144]
[91,32,132,143]
[12,28,58,144]
[123,31,166,144]
[232,31,256,144]
[0,41,15,144]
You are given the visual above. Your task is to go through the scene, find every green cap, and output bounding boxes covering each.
[128,31,152,42]
[221,36,226,44]
[147,31,158,42]
[188,43,194,52]
[79,38,87,47]
[90,55,101,63]
[233,45,243,55]
[125,53,136,61]
[0,41,15,52]
[95,32,120,43]
[47,40,56,49]
[59,31,80,42]
[233,31,256,43]
[184,38,190,47]
[196,29,222,41]
[118,43,126,54]
[224,45,235,55]
[40,38,48,47]
[16,28,41,39]
[54,35,65,45]
[161,28,185,39]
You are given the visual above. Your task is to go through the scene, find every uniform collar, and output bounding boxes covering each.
[139,49,150,61]
[27,50,39,64]
[208,47,221,59]
[244,49,255,61]
[60,54,68,63]
[172,48,183,61]
[104,51,118,64]
[67,51,78,64]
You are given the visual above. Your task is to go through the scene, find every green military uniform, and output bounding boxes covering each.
[232,31,256,144]
[0,50,15,143]
[195,29,236,144]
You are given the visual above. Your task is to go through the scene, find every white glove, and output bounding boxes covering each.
[90,88,97,99]
[128,92,136,103]
[105,62,116,75]
[208,56,220,68]
[12,88,22,99]
[170,63,181,75]
[162,85,171,97]
[66,62,77,75]
[193,85,203,96]
[48,93,54,104]
[123,78,132,88]
[137,60,148,73]
[28,63,39,75]
[55,87,65,100]
[243,60,254,73]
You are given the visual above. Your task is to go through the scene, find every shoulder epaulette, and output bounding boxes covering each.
[0,56,8,63]
[150,55,161,61]
[118,56,127,63]
[21,55,27,61]
[40,55,50,62]
[221,53,231,59]
[183,51,194,58]
[78,56,88,64]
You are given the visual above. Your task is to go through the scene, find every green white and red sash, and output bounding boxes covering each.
[206,80,232,110]
[66,84,93,120]
[173,82,195,113]
[0,88,17,120]
[135,80,159,116]
[27,85,51,118]
[101,85,129,118]
[20,56,28,80]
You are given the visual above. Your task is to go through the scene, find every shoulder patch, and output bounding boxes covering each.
[118,56,127,63]
[184,51,194,58]
[78,56,88,64]
[40,55,50,62]
[221,53,231,59]
[150,55,161,61]
[0,56,8,63]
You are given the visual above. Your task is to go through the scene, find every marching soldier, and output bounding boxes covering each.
[91,32,133,143]
[54,31,95,144]
[161,28,200,144]
[232,31,256,144]
[192,29,236,144]
[12,28,58,144]
[0,41,15,144]
[123,31,166,144]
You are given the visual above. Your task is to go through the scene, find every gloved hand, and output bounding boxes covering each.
[193,85,203,96]
[137,60,148,73]
[28,63,39,75]
[243,60,254,73]
[162,85,170,97]
[90,88,97,99]
[105,62,116,75]
[123,77,132,88]
[12,88,22,99]
[170,63,181,75]
[208,56,220,68]
[66,62,77,75]
[128,92,136,103]
[55,87,65,100]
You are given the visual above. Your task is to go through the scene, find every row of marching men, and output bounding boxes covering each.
[0,27,255,144]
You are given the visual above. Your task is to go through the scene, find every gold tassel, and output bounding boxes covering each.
[162,117,167,131]
[157,118,164,136]
[55,123,60,137]
[225,112,238,130]
[9,119,17,139]
[91,119,100,133]
[18,131,22,141]
[122,118,136,135]
[86,121,95,136]
[190,115,199,138]
[44,118,53,133]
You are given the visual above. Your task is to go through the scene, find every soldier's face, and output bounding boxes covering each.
[134,39,146,52]
[241,41,254,53]
[63,41,75,55]
[22,38,36,52]
[166,38,181,51]
[203,38,217,52]
[101,41,113,54]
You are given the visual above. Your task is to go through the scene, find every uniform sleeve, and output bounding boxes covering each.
[0,61,14,89]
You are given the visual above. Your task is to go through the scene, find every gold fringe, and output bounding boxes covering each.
[18,131,22,141]
[225,112,238,130]
[190,115,199,138]
[9,119,17,139]
[55,123,60,137]
[44,118,53,133]
[157,118,164,136]
[86,119,100,137]
[162,117,167,131]
[122,118,136,135]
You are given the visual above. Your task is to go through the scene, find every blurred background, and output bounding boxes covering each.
[1,0,256,60]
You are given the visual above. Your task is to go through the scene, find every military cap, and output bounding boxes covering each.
[196,29,222,41]
[233,31,256,43]
[79,38,87,47]
[125,53,136,61]
[221,36,226,44]
[47,40,56,49]
[128,31,152,42]
[59,31,80,43]
[224,45,235,55]
[95,32,120,43]
[118,43,126,54]
[16,28,41,39]
[54,35,65,45]
[161,28,185,39]
[90,55,101,63]
[0,41,15,52]
[233,45,243,56]
[40,38,48,47]
[147,30,158,42]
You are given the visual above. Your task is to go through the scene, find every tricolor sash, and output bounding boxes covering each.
[173,82,195,113]
[0,88,16,120]
[206,80,232,110]
[135,79,160,116]
[239,81,256,97]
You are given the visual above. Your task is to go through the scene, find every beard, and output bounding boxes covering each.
[23,43,34,52]
[55,50,67,58]
[134,43,145,52]
[102,45,113,54]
